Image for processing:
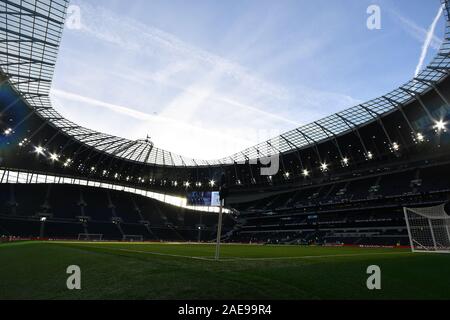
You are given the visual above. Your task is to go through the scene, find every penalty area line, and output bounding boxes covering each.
[83,246,413,262]
[116,248,217,261]
[55,244,221,261]
[221,251,413,262]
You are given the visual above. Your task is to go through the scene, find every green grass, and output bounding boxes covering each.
[1,241,450,300]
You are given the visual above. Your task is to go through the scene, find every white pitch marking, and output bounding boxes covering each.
[117,248,217,261]
[221,251,413,262]
[71,245,216,261]
[81,245,413,262]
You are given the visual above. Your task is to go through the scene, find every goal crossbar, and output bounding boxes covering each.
[404,204,450,253]
[77,233,103,241]
[122,234,144,242]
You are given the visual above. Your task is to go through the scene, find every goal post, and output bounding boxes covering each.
[404,204,450,253]
[122,234,144,242]
[77,233,103,241]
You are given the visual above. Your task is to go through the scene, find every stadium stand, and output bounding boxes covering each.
[0,184,234,241]
[1,0,450,246]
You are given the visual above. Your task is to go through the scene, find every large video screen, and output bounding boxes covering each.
[186,191,220,207]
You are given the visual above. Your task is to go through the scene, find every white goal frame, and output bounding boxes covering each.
[404,204,450,253]
[77,233,103,241]
[122,234,144,242]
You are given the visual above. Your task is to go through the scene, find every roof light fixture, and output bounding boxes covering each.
[342,157,349,167]
[434,120,447,133]
[49,153,59,161]
[391,142,400,152]
[34,146,45,156]
[416,132,425,143]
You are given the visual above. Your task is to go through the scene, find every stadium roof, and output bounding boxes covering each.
[1,0,450,167]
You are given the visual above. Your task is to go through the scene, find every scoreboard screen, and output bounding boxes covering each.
[187,191,220,207]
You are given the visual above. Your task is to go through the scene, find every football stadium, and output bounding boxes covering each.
[1,0,450,305]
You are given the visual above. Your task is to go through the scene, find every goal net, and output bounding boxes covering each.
[77,233,103,241]
[404,204,450,253]
[122,234,144,242]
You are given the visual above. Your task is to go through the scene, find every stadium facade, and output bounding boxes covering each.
[1,0,450,245]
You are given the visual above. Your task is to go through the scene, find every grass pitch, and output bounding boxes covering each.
[1,241,449,300]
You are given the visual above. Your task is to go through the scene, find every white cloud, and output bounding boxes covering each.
[71,0,289,101]
[393,10,443,52]
[51,88,252,143]
[53,0,360,160]
[415,5,444,77]
[107,64,301,126]
[50,89,259,159]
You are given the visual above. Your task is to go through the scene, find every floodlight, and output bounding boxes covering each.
[34,146,45,155]
[434,120,447,132]
[320,163,328,172]
[392,142,400,151]
[49,153,59,161]
[63,159,72,167]
[302,169,310,177]
[342,157,349,166]
[416,133,424,142]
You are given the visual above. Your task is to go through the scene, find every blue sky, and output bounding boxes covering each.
[51,0,445,160]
